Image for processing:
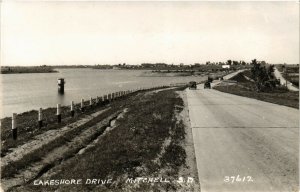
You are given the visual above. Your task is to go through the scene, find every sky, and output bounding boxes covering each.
[1,1,299,66]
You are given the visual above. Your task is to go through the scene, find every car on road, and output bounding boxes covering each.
[189,81,197,89]
[204,81,211,89]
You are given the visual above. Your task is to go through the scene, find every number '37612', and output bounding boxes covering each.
[224,175,253,183]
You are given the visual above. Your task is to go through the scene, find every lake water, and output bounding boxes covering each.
[0,69,206,118]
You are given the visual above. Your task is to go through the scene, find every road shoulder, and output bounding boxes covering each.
[177,90,200,192]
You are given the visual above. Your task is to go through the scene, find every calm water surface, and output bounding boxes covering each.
[0,69,206,118]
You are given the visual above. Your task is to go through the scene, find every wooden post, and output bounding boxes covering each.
[70,101,75,117]
[12,113,17,140]
[96,96,99,105]
[81,99,85,112]
[38,108,43,128]
[57,104,61,123]
[90,97,93,108]
[108,93,111,102]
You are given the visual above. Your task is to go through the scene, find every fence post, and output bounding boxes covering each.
[90,97,93,108]
[12,113,17,140]
[108,93,111,102]
[38,108,43,128]
[103,95,107,103]
[81,99,85,112]
[96,96,99,105]
[70,101,75,117]
[57,104,61,123]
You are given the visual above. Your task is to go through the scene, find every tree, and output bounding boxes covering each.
[232,61,239,65]
[250,59,277,92]
[227,60,232,65]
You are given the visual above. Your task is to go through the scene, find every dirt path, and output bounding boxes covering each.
[1,109,108,169]
[1,108,127,191]
[274,67,299,91]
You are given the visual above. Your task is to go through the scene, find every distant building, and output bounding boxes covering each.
[113,66,121,70]
[155,63,168,68]
[222,65,231,69]
[141,63,154,68]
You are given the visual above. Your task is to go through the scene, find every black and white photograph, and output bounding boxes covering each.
[0,1,299,191]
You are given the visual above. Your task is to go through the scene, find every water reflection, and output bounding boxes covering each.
[57,92,66,104]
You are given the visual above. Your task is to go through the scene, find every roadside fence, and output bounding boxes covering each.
[9,84,189,140]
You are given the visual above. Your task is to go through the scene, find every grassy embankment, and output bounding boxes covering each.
[1,66,57,74]
[214,70,299,109]
[2,87,197,191]
[1,99,113,157]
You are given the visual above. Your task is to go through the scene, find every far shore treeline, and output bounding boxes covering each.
[1,66,58,74]
[1,60,299,74]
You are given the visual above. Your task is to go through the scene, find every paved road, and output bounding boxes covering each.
[186,85,299,192]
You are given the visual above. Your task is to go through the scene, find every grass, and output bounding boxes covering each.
[214,71,299,109]
[0,88,167,157]
[21,88,187,191]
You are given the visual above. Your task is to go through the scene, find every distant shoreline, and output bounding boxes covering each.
[1,66,58,74]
